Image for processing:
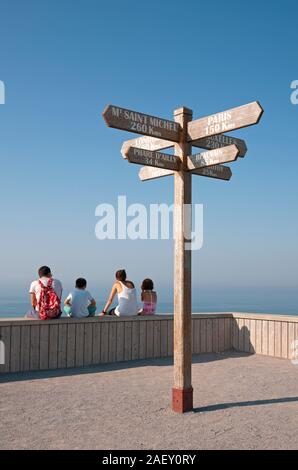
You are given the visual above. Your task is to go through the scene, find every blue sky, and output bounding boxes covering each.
[0,0,297,303]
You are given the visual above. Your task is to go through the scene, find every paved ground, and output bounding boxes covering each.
[0,352,297,450]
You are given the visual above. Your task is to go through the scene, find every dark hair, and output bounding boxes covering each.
[115,269,126,282]
[38,266,51,278]
[76,278,87,289]
[141,278,154,291]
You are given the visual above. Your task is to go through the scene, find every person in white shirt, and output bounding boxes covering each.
[64,278,96,318]
[100,269,138,317]
[29,266,63,315]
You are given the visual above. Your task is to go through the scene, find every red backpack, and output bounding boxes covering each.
[38,278,61,320]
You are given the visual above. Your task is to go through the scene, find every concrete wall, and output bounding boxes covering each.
[0,313,297,374]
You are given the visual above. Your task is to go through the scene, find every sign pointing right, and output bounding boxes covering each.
[187,144,239,170]
[188,101,264,141]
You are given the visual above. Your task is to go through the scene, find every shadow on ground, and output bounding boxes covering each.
[0,351,251,384]
[194,396,298,413]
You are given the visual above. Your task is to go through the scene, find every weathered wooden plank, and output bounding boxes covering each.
[49,324,58,370]
[192,134,247,157]
[268,321,275,356]
[288,323,295,360]
[75,323,84,367]
[218,318,225,352]
[212,318,219,353]
[0,326,11,373]
[57,324,67,368]
[274,321,282,358]
[262,321,269,355]
[108,321,117,363]
[10,326,21,372]
[187,145,239,170]
[124,321,132,361]
[131,321,140,361]
[103,105,181,142]
[116,322,125,362]
[167,320,173,357]
[39,324,49,370]
[153,320,161,358]
[20,325,30,371]
[66,324,76,368]
[188,101,263,141]
[224,318,231,351]
[206,319,213,353]
[244,319,251,353]
[193,318,200,354]
[92,322,101,364]
[139,166,173,181]
[126,147,180,171]
[101,322,109,363]
[121,136,173,159]
[139,320,147,359]
[255,319,262,354]
[161,320,168,357]
[281,322,288,359]
[200,319,207,353]
[249,319,256,353]
[30,326,40,371]
[84,323,93,366]
[238,318,244,351]
[146,321,154,358]
[232,318,239,350]
[193,164,232,181]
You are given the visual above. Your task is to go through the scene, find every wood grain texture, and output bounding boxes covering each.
[121,136,173,159]
[20,325,30,372]
[10,326,21,372]
[193,164,232,181]
[187,145,239,170]
[39,324,49,370]
[188,101,263,141]
[67,324,76,368]
[75,323,84,367]
[139,166,174,181]
[49,324,58,369]
[103,105,181,142]
[84,323,93,366]
[126,147,180,171]
[58,324,67,368]
[192,134,247,157]
[173,107,193,390]
[30,326,40,371]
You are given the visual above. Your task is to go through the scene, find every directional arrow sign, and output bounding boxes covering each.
[193,164,232,181]
[121,136,173,159]
[139,166,174,181]
[103,105,181,142]
[188,101,263,141]
[187,144,239,170]
[126,147,180,171]
[139,164,231,181]
[192,134,247,158]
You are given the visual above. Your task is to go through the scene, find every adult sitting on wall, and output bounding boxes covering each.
[28,266,63,320]
[100,269,139,317]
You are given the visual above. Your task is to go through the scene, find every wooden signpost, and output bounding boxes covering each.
[187,144,239,170]
[125,147,180,171]
[102,100,264,413]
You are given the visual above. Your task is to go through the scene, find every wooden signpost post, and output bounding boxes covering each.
[102,100,264,413]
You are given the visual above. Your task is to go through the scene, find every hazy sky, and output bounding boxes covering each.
[0,0,297,300]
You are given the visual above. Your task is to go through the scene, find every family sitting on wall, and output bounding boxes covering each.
[27,266,157,320]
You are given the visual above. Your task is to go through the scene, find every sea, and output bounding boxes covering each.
[0,287,297,318]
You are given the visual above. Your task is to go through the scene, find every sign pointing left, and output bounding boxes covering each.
[125,147,181,171]
[103,105,181,142]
